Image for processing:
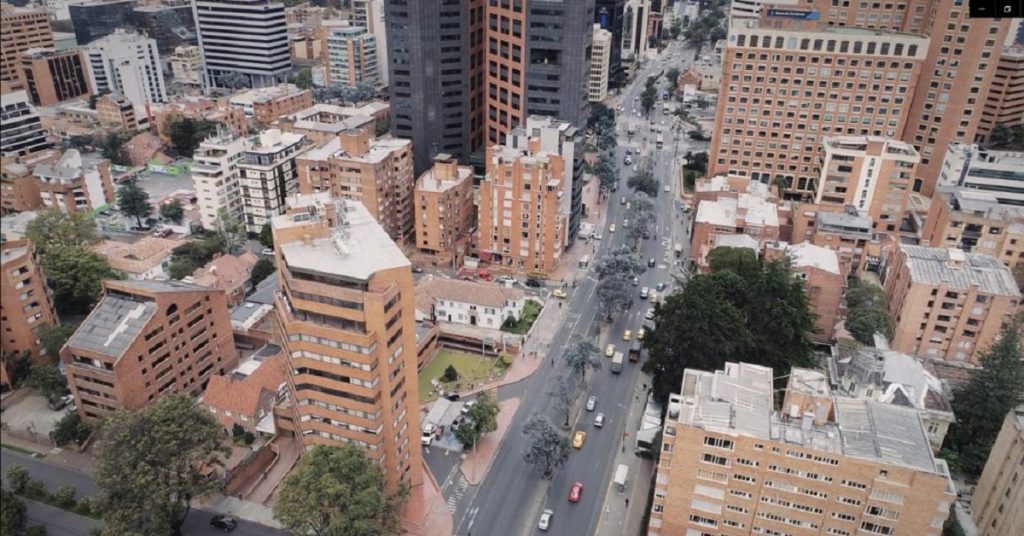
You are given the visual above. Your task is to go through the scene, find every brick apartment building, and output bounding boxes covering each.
[690,182,781,271]
[0,239,58,389]
[0,3,54,93]
[228,84,314,126]
[274,101,389,146]
[765,241,845,343]
[61,280,237,421]
[414,154,475,255]
[790,204,880,277]
[296,128,414,241]
[649,362,957,536]
[921,188,1024,270]
[270,193,423,492]
[31,149,115,214]
[971,406,1024,536]
[19,48,91,106]
[882,244,1020,365]
[978,46,1024,142]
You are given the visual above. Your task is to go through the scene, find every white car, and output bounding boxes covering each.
[640,286,650,299]
[538,509,554,531]
[261,247,274,256]
[646,308,656,320]
[664,184,671,192]
[461,400,477,415]
[586,396,597,411]
[592,233,603,241]
[421,424,435,445]
[594,413,605,428]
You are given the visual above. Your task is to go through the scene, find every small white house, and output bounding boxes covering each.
[415,276,526,329]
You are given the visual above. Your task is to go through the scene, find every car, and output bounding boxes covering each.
[664,184,671,192]
[525,278,544,288]
[656,282,666,292]
[461,400,478,415]
[640,286,650,298]
[625,202,631,210]
[48,395,71,411]
[605,344,616,357]
[153,227,173,238]
[637,327,647,341]
[210,515,237,532]
[609,224,616,233]
[586,395,597,411]
[538,509,554,531]
[625,148,632,156]
[451,415,466,431]
[623,219,629,228]
[622,330,632,341]
[421,423,435,445]
[593,233,603,240]
[572,430,587,449]
[648,257,656,268]
[411,265,424,274]
[645,308,656,320]
[569,481,584,502]
[446,393,461,401]
[649,291,659,303]
[261,247,274,256]
[620,196,627,205]
[594,413,605,427]
[633,165,638,172]
[632,276,639,286]
[552,288,567,299]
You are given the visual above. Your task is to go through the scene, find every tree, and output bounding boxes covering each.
[454,392,500,450]
[669,19,683,39]
[37,324,74,363]
[595,246,644,320]
[521,415,569,479]
[25,211,99,256]
[844,280,893,344]
[0,489,26,535]
[440,364,459,383]
[588,102,615,131]
[168,257,198,280]
[219,71,250,90]
[164,116,220,157]
[160,199,184,224]
[250,258,275,287]
[707,246,761,280]
[684,151,709,175]
[42,246,115,315]
[24,364,66,399]
[666,67,681,89]
[100,131,131,166]
[51,412,92,446]
[562,340,602,385]
[290,67,314,89]
[97,394,226,535]
[274,444,404,536]
[594,150,618,191]
[214,208,243,255]
[640,85,657,116]
[6,464,30,494]
[627,166,659,197]
[626,192,657,247]
[258,222,274,249]
[375,115,391,137]
[549,374,579,428]
[944,315,1024,477]
[988,123,1024,151]
[117,182,152,229]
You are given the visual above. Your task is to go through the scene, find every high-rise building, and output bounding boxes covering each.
[621,0,649,65]
[882,244,1020,365]
[0,4,54,93]
[270,193,423,492]
[237,129,309,234]
[323,21,379,88]
[193,0,291,90]
[648,362,957,536]
[295,128,415,241]
[62,279,237,421]
[590,23,612,103]
[972,406,1024,536]
[67,0,134,47]
[936,143,1024,206]
[170,45,204,87]
[19,48,91,106]
[83,29,167,110]
[594,0,625,88]
[192,131,248,229]
[816,136,919,234]
[0,239,58,382]
[352,0,388,84]
[0,91,50,158]
[31,149,115,213]
[414,154,475,255]
[978,46,1024,143]
[710,17,928,199]
[130,3,198,56]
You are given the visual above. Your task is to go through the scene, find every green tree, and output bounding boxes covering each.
[521,415,569,479]
[0,489,26,535]
[164,116,220,157]
[53,485,77,508]
[666,67,681,89]
[37,324,74,363]
[160,199,184,224]
[640,85,657,116]
[258,222,274,249]
[595,246,644,320]
[627,165,659,197]
[707,246,761,280]
[167,257,198,280]
[6,465,31,494]
[219,71,250,90]
[290,67,314,89]
[97,394,226,535]
[250,258,275,287]
[626,191,657,248]
[214,208,243,255]
[100,131,131,166]
[844,280,893,344]
[988,123,1024,151]
[683,151,709,175]
[440,364,459,383]
[40,246,116,316]
[25,211,99,256]
[24,364,66,399]
[562,340,602,384]
[595,150,618,191]
[455,392,500,450]
[51,412,92,446]
[117,182,152,229]
[944,315,1024,477]
[274,444,405,536]
[669,19,683,39]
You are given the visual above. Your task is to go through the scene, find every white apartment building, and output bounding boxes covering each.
[352,0,388,84]
[589,23,611,102]
[324,21,378,88]
[621,0,650,64]
[170,45,203,87]
[192,132,248,229]
[937,143,1024,206]
[416,276,527,329]
[237,129,308,233]
[193,0,291,90]
[83,29,167,109]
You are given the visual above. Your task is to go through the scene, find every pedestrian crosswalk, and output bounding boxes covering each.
[445,472,469,513]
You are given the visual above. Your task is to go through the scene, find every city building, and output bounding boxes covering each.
[31,149,115,213]
[795,205,880,277]
[228,84,313,125]
[66,0,134,46]
[978,46,1024,142]
[274,101,389,146]
[936,143,1024,206]
[594,0,625,88]
[95,93,139,131]
[19,48,91,106]
[827,345,955,453]
[816,136,919,233]
[971,406,1024,536]
[648,361,957,536]
[83,29,167,109]
[0,239,58,367]
[882,244,1020,365]
[236,129,309,234]
[0,3,54,93]
[477,135,568,274]
[0,163,43,216]
[193,0,291,90]
[589,24,612,103]
[690,182,781,270]
[91,236,182,280]
[921,188,1024,269]
[188,251,260,306]
[61,279,237,421]
[415,275,526,329]
[130,3,198,55]
[764,241,844,343]
[710,17,928,199]
[0,91,50,158]
[170,45,203,87]
[191,131,248,229]
[201,343,286,436]
[295,128,414,241]
[323,21,378,88]
[152,95,248,142]
[414,154,475,255]
[270,193,423,492]
[352,0,388,84]
[621,0,650,66]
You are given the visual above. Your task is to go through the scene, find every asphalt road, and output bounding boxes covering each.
[1,448,284,536]
[446,40,701,536]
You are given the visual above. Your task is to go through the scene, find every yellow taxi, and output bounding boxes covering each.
[572,430,587,449]
[648,291,659,303]
[605,344,616,357]
[622,330,632,341]
[552,288,567,299]
[637,327,647,341]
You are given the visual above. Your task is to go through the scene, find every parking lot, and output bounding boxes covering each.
[421,397,473,453]
[0,392,70,441]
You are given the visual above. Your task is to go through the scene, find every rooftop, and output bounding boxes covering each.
[712,233,759,252]
[229,84,308,106]
[945,188,1024,220]
[201,344,287,417]
[831,345,954,417]
[92,236,182,275]
[898,244,1020,296]
[417,160,473,193]
[0,243,29,265]
[190,251,260,292]
[824,136,919,161]
[817,210,873,235]
[32,150,96,180]
[274,193,409,281]
[695,191,779,228]
[786,241,841,275]
[299,135,410,165]
[415,275,526,314]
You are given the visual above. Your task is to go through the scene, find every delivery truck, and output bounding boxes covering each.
[611,352,624,373]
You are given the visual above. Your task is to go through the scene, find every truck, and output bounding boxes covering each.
[674,242,683,258]
[656,134,664,148]
[613,464,629,492]
[611,352,624,373]
[628,342,642,362]
[627,123,636,136]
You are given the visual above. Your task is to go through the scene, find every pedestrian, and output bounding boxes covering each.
[551,358,554,366]
[625,498,630,507]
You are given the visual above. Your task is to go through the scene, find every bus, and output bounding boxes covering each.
[656,134,664,148]
[611,352,624,373]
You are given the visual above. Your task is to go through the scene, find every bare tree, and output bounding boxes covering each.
[522,415,570,479]
[562,340,602,385]
[549,374,579,428]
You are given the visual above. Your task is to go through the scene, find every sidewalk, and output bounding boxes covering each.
[0,430,99,475]
[460,397,520,486]
[402,460,454,536]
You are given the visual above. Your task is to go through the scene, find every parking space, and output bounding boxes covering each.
[422,397,472,453]
[0,392,70,440]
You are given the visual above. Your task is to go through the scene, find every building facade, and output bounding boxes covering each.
[192,0,291,90]
[95,93,139,131]
[31,149,115,213]
[936,144,1024,206]
[237,129,309,234]
[590,23,612,103]
[594,0,625,89]
[972,406,1024,536]
[19,48,92,106]
[170,45,203,87]
[414,154,475,255]
[67,0,134,46]
[62,279,237,421]
[765,241,844,343]
[228,84,313,125]
[621,0,650,65]
[83,29,167,109]
[0,239,58,366]
[352,0,388,84]
[978,46,1024,142]
[270,193,423,493]
[0,91,50,158]
[921,188,1024,269]
[192,132,248,229]
[0,4,54,93]
[323,21,378,89]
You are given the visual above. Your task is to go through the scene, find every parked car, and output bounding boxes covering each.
[48,394,71,411]
[622,330,632,341]
[210,515,237,532]
[461,400,478,415]
[645,308,656,320]
[594,413,605,427]
[572,431,587,449]
[648,257,656,268]
[538,509,554,531]
[261,247,274,256]
[421,423,435,445]
[552,288,567,299]
[411,265,424,273]
[451,415,466,431]
[525,278,544,288]
[586,396,597,411]
[568,481,584,503]
[640,287,650,299]
[632,276,639,286]
[637,327,647,341]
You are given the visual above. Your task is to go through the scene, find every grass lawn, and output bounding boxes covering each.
[419,349,496,403]
[501,300,542,335]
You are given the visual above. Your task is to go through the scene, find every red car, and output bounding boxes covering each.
[568,481,584,503]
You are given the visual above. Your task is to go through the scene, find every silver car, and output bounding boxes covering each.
[586,396,597,411]
[594,413,605,428]
[538,509,554,531]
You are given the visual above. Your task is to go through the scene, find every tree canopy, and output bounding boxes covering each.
[987,123,1024,151]
[562,340,602,384]
[160,199,185,224]
[643,258,817,404]
[37,324,75,362]
[97,394,225,535]
[274,444,404,536]
[164,116,220,157]
[943,315,1024,477]
[258,222,274,249]
[454,392,500,450]
[117,182,152,228]
[250,258,275,288]
[627,164,659,197]
[594,150,618,191]
[25,210,99,255]
[595,246,644,320]
[24,363,67,399]
[0,489,26,535]
[41,246,117,316]
[521,415,569,479]
[844,280,893,345]
[290,67,314,89]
